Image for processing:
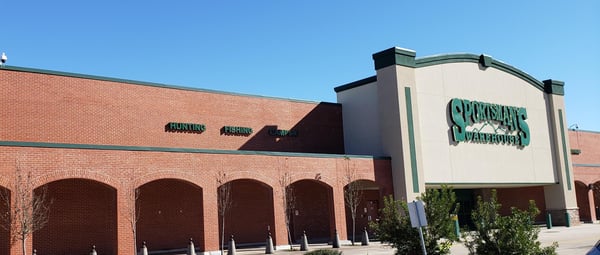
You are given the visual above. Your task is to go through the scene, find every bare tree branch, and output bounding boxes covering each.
[343,157,364,245]
[216,171,232,255]
[0,161,52,255]
[121,182,141,255]
[278,170,295,249]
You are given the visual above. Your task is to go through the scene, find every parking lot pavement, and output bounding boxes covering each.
[222,224,600,255]
[450,223,600,255]
[233,242,396,255]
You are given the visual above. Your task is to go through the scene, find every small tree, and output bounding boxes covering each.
[0,166,51,255]
[464,189,557,255]
[370,186,460,255]
[278,171,295,249]
[343,157,363,245]
[419,185,459,255]
[122,184,140,255]
[216,171,233,255]
[369,195,420,254]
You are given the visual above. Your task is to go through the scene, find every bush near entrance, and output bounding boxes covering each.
[369,185,459,255]
[464,189,558,255]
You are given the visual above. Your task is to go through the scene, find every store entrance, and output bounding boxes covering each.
[454,189,476,228]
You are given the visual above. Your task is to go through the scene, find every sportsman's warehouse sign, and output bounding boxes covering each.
[449,98,530,147]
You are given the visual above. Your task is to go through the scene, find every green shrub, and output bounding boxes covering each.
[303,249,342,255]
[464,190,558,255]
[420,185,460,254]
[369,185,459,255]
[369,195,420,254]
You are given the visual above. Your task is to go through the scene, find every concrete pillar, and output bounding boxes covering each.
[139,241,148,255]
[265,233,274,254]
[588,187,598,223]
[89,245,97,255]
[361,227,370,246]
[372,47,425,202]
[187,238,197,255]
[332,230,340,248]
[300,231,309,251]
[542,79,580,226]
[228,235,236,255]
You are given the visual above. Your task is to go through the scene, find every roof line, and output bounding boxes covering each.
[334,52,561,95]
[0,65,338,105]
[0,140,391,160]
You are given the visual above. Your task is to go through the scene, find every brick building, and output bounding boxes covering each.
[0,65,393,255]
[0,46,592,254]
[572,130,600,222]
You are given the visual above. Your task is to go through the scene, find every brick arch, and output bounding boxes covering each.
[343,179,382,242]
[134,170,205,190]
[33,170,120,190]
[287,173,337,190]
[344,179,380,188]
[289,179,334,243]
[0,175,10,189]
[33,178,118,255]
[575,181,592,222]
[136,178,204,251]
[225,170,278,189]
[222,178,275,245]
[0,185,9,255]
[593,180,600,222]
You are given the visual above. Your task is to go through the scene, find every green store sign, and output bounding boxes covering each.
[166,122,206,133]
[449,98,530,147]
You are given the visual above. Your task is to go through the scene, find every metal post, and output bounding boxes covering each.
[415,204,427,255]
[565,212,571,227]
[546,213,552,229]
[452,214,460,239]
[417,226,427,255]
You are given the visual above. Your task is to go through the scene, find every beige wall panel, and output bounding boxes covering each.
[416,62,556,185]
[336,82,384,155]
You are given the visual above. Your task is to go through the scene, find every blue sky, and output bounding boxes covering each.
[2,1,599,131]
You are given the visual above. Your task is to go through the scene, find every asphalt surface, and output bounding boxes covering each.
[226,223,600,255]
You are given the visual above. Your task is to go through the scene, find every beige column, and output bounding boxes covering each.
[543,79,580,225]
[588,186,597,223]
[372,47,426,202]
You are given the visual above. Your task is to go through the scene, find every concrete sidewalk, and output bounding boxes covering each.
[450,223,600,254]
[230,223,600,255]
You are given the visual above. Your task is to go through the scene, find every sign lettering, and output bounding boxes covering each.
[449,98,530,147]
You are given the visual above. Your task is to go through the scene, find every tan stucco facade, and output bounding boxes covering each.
[335,47,579,225]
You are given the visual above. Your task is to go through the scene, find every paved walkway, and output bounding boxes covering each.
[228,223,600,255]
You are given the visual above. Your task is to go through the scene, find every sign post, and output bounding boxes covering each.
[408,200,428,255]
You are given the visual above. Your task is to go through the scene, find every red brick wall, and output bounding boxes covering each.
[290,180,333,243]
[0,68,394,255]
[0,187,9,255]
[344,189,381,240]
[33,179,118,255]
[575,181,592,221]
[137,179,204,251]
[570,130,600,222]
[570,130,600,185]
[0,146,392,254]
[0,69,344,154]
[496,186,546,222]
[221,179,274,245]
